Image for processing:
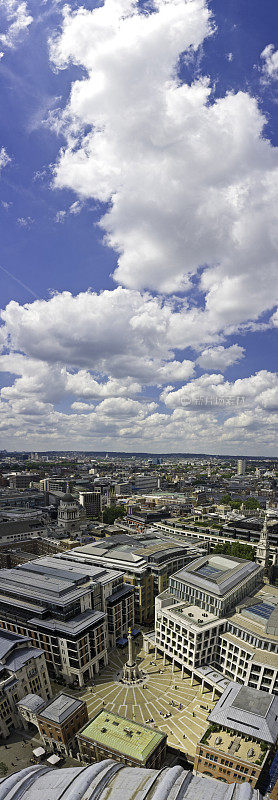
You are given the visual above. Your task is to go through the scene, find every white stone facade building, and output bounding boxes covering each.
[155,555,278,695]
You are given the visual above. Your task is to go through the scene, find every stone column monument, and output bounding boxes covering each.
[122,628,143,684]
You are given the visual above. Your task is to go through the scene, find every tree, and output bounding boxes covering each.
[102,506,125,524]
[212,541,255,561]
[244,498,261,510]
[221,494,232,503]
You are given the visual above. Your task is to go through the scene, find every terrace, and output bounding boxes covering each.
[201,726,269,767]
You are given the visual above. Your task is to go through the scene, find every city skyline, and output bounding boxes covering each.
[0,0,278,453]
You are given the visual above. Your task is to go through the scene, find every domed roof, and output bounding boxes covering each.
[0,762,259,800]
[61,493,75,503]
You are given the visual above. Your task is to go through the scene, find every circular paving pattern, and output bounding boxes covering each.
[81,645,217,758]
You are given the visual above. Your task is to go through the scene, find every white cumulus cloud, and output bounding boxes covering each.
[196,344,245,371]
[47,0,278,333]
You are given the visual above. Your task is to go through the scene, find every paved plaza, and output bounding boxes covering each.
[81,645,217,758]
[0,731,80,777]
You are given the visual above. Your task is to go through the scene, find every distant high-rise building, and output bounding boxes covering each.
[237,458,246,476]
[133,474,160,493]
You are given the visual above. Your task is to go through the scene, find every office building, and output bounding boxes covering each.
[79,490,103,518]
[207,683,278,743]
[68,533,206,624]
[155,555,278,694]
[155,592,227,687]
[114,481,132,496]
[195,727,269,787]
[8,473,40,489]
[155,518,278,564]
[0,520,47,546]
[133,475,160,493]
[51,552,134,647]
[126,509,170,531]
[0,560,108,686]
[0,488,46,509]
[0,554,134,682]
[168,555,263,616]
[218,586,278,693]
[40,478,73,493]
[0,535,62,569]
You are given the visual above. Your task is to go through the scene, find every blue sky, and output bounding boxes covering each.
[0,0,277,453]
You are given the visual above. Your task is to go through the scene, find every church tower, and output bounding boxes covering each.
[256,515,270,571]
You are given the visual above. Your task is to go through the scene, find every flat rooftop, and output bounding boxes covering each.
[72,534,201,569]
[171,603,218,626]
[203,728,268,765]
[47,554,124,583]
[28,609,105,636]
[0,562,97,607]
[78,710,166,762]
[232,685,272,716]
[237,588,278,637]
[171,554,261,597]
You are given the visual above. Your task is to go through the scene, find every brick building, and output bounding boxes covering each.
[194,727,270,788]
[194,683,278,788]
[37,693,88,756]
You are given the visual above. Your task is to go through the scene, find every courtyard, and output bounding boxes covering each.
[81,644,217,759]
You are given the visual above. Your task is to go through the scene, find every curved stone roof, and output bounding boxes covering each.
[0,762,261,800]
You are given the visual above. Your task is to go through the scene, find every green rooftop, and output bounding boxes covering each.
[79,710,166,762]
